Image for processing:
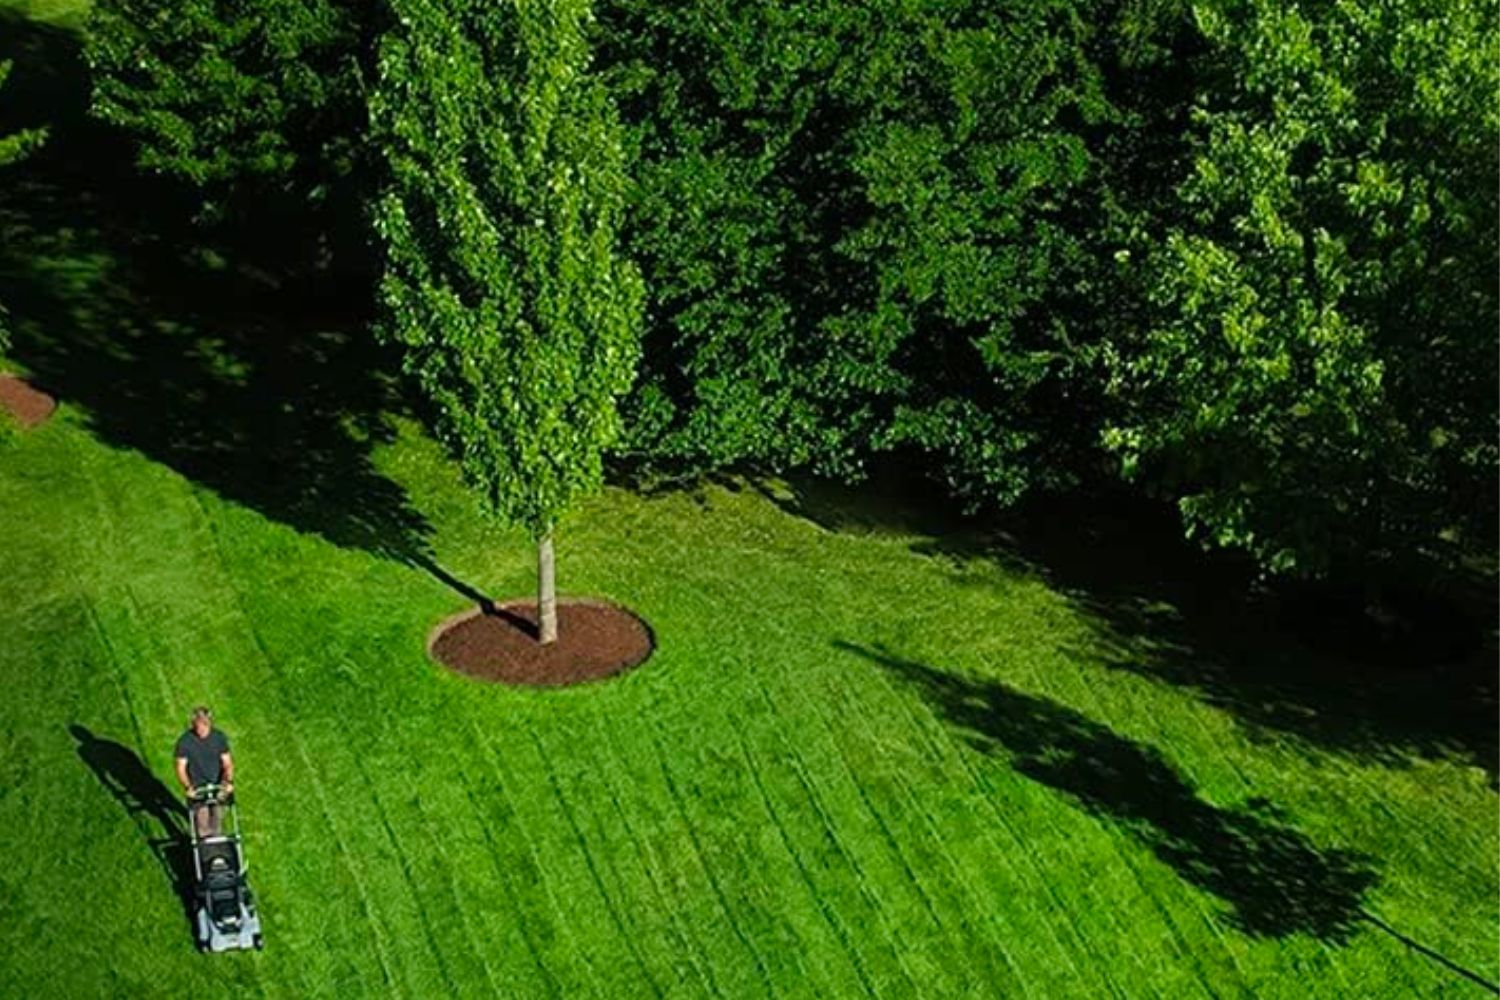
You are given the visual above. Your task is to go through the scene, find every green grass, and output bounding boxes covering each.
[0,2,1495,995]
[0,0,87,27]
[0,396,1495,998]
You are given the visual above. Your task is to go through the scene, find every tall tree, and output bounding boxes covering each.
[372,0,643,643]
[1102,0,1499,578]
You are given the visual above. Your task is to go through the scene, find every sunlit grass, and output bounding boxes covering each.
[0,405,1494,997]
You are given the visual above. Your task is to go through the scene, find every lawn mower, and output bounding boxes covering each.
[187,783,263,952]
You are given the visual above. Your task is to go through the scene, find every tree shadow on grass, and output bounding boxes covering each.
[0,201,436,554]
[68,725,195,934]
[0,16,498,598]
[936,490,1499,784]
[835,641,1380,941]
[768,470,1497,783]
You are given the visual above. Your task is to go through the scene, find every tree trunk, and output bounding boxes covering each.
[538,530,557,645]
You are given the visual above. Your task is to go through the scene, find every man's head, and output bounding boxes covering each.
[190,706,213,739]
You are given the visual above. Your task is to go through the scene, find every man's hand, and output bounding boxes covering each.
[223,782,234,799]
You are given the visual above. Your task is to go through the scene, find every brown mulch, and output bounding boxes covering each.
[0,375,56,429]
[428,598,654,686]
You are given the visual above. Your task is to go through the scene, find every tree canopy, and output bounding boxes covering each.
[80,0,1499,582]
[371,0,643,539]
[1101,0,1499,576]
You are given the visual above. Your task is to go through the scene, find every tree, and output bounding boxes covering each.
[372,0,643,643]
[0,58,48,361]
[1102,0,1499,578]
[84,0,367,271]
[599,0,1116,506]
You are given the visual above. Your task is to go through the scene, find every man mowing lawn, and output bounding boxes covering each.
[174,707,234,838]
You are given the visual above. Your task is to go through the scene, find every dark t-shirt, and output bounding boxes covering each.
[174,728,230,786]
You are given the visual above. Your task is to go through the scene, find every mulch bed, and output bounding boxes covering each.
[428,598,654,686]
[0,375,56,429]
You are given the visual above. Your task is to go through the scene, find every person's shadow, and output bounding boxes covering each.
[68,725,195,929]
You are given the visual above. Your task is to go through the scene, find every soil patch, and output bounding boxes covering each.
[0,375,56,429]
[428,599,654,686]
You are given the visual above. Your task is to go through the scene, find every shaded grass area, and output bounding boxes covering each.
[762,472,1498,783]
[0,7,444,569]
[838,642,1379,941]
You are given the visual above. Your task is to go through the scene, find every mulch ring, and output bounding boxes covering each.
[0,375,56,429]
[428,598,654,686]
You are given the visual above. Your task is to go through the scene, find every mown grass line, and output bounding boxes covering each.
[1025,646,1371,997]
[381,731,562,998]
[731,720,887,998]
[61,435,292,994]
[526,721,669,998]
[365,771,465,996]
[514,711,673,997]
[806,662,1060,997]
[468,715,608,998]
[964,642,1244,997]
[177,479,419,997]
[582,703,726,997]
[458,773,564,998]
[647,724,781,999]
[693,572,941,996]
[394,777,513,997]
[195,518,409,997]
[807,647,1093,997]
[744,676,929,998]
[850,657,1133,996]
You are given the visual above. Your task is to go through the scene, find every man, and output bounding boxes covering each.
[174,706,234,838]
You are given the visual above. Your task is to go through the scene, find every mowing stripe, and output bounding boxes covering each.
[647,724,779,1000]
[729,719,885,998]
[812,665,1042,996]
[194,510,406,998]
[858,661,1130,998]
[587,705,725,998]
[74,445,319,995]
[385,752,529,998]
[469,715,606,999]
[74,443,182,731]
[748,681,925,997]
[1032,656,1265,997]
[364,769,463,996]
[525,722,667,998]
[459,775,564,998]
[1065,665,1262,989]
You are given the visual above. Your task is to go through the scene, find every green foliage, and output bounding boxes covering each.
[84,0,362,201]
[372,0,644,538]
[68,0,1500,578]
[1103,0,1499,575]
[0,61,47,170]
[602,0,1115,501]
[0,58,47,360]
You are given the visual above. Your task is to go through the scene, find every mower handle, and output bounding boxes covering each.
[187,783,232,802]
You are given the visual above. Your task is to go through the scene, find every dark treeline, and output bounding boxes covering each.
[43,0,1500,586]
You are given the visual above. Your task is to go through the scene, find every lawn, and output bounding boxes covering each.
[1,4,1497,998]
[0,348,1496,998]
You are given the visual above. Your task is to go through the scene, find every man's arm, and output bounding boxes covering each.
[175,756,192,794]
[220,751,234,794]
